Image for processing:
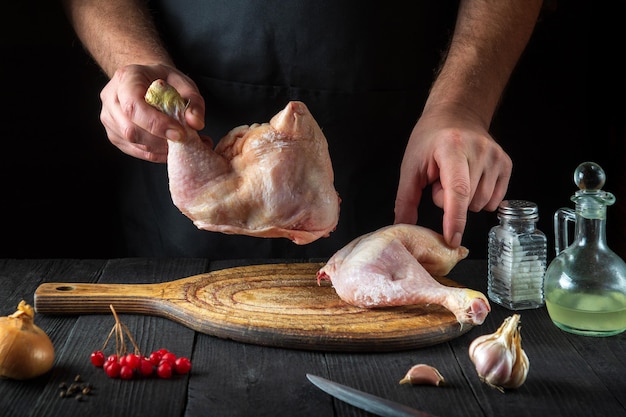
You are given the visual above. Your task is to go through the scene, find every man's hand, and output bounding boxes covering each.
[99,63,205,162]
[394,0,542,248]
[394,103,512,248]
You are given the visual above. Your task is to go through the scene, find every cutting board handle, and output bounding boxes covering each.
[34,281,171,315]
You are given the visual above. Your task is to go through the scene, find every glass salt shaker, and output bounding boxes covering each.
[487,200,547,310]
[544,162,626,336]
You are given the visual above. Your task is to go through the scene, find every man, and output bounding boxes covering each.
[62,0,543,259]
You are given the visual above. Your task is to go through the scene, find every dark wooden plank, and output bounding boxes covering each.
[560,328,626,409]
[27,314,195,417]
[186,335,332,417]
[3,258,207,417]
[450,310,625,417]
[447,261,626,417]
[0,259,107,417]
[0,258,107,306]
[2,258,625,417]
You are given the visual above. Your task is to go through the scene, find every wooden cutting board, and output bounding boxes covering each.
[34,262,473,352]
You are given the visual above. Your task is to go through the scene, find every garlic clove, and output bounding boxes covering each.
[399,364,445,386]
[468,314,529,392]
[506,328,529,388]
[470,336,514,389]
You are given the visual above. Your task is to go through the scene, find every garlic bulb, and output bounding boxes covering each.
[468,314,529,392]
[0,301,55,380]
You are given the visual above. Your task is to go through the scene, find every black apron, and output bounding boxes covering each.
[118,1,475,259]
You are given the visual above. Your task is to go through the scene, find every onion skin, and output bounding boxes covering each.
[0,301,55,380]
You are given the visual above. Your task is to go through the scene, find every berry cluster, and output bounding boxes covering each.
[90,306,192,380]
[91,348,191,379]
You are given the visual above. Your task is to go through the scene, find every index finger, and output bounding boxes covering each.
[164,73,206,131]
[438,157,471,248]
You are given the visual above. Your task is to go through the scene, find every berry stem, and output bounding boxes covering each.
[103,305,142,357]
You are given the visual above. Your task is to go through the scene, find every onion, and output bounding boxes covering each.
[0,300,55,380]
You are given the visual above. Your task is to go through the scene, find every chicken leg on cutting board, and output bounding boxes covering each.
[317,224,490,326]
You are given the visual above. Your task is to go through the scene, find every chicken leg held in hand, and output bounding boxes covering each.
[145,80,340,244]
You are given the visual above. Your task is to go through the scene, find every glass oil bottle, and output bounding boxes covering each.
[544,162,626,336]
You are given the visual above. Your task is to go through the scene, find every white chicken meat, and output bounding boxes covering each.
[317,224,490,326]
[144,79,340,245]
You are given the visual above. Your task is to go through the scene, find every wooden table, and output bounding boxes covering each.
[1,258,624,417]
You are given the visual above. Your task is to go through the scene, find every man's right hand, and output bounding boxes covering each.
[99,64,205,163]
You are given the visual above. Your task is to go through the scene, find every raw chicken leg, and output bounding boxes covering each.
[317,224,490,326]
[144,80,340,244]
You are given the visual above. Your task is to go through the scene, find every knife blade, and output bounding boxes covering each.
[306,374,438,417]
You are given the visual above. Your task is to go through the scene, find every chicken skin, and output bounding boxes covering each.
[145,80,340,244]
[317,224,490,326]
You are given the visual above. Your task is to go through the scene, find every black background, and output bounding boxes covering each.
[1,1,624,260]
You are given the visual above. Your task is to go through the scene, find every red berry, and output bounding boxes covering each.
[157,348,169,355]
[120,365,134,380]
[125,353,141,369]
[161,352,177,366]
[157,361,173,379]
[90,350,105,367]
[174,357,192,374]
[107,354,118,364]
[139,358,154,376]
[148,351,162,366]
[105,361,121,378]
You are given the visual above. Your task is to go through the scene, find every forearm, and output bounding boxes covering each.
[62,0,174,77]
[425,0,543,127]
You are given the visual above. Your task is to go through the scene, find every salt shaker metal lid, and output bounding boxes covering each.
[497,200,539,220]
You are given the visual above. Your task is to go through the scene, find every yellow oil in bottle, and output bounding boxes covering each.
[545,289,626,336]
